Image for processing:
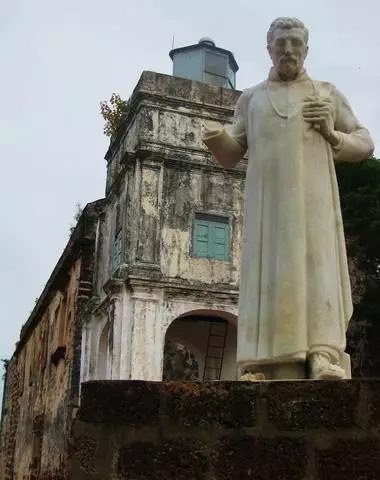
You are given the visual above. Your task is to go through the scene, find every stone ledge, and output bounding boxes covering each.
[70,380,380,479]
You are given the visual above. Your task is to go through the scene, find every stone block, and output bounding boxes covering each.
[221,88,242,109]
[160,381,258,428]
[197,82,222,106]
[78,380,160,426]
[215,435,308,480]
[314,438,380,480]
[117,439,211,480]
[138,71,160,93]
[169,77,193,100]
[265,380,360,431]
[69,380,380,479]
[359,380,380,428]
[72,434,98,476]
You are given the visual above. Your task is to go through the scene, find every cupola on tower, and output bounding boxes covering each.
[169,37,239,89]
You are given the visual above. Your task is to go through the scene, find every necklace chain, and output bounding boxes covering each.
[266,79,318,120]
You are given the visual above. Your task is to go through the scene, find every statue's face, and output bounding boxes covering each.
[267,27,308,80]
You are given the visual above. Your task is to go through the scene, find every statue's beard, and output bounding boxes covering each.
[276,58,301,80]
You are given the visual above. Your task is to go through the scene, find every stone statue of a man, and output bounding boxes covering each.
[203,17,374,380]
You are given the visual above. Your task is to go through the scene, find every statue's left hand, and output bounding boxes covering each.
[302,96,340,146]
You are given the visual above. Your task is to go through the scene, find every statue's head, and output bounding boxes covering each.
[267,17,309,80]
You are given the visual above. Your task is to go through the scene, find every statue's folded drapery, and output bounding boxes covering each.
[203,70,374,368]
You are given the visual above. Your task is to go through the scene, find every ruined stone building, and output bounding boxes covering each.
[1,38,246,479]
[81,38,244,385]
[0,200,105,479]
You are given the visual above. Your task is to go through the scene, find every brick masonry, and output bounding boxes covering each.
[69,380,380,479]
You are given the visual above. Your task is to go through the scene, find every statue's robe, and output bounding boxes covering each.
[203,69,374,369]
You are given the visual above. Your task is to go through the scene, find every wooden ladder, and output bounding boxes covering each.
[203,321,228,381]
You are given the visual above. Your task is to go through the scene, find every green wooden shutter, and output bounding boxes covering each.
[211,223,229,260]
[193,220,210,257]
[193,217,230,260]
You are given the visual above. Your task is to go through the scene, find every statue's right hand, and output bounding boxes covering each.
[302,97,340,146]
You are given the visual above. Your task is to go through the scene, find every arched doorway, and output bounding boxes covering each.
[163,311,237,381]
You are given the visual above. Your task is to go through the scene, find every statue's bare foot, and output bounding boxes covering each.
[239,372,266,381]
[309,352,346,380]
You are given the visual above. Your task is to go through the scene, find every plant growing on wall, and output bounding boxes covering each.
[69,202,83,235]
[100,93,130,138]
[1,359,9,380]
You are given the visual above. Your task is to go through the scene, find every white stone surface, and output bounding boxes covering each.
[82,284,239,382]
[203,18,374,379]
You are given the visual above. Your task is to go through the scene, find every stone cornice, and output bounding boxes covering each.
[125,274,239,302]
[136,142,247,176]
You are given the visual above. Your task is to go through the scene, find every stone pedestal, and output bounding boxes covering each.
[70,380,380,479]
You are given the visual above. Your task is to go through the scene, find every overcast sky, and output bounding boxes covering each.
[0,0,378,388]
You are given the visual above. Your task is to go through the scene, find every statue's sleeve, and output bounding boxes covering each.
[202,91,248,168]
[332,88,374,162]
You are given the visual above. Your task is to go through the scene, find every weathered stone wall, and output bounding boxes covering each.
[82,284,239,383]
[1,356,22,480]
[0,201,103,480]
[1,261,80,480]
[84,72,245,384]
[159,164,244,283]
[95,71,245,302]
[70,379,380,479]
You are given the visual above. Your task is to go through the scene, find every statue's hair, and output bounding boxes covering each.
[267,17,309,44]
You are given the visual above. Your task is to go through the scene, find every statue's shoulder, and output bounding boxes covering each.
[313,79,338,97]
[241,81,266,101]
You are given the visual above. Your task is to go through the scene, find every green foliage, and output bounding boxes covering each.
[336,156,380,274]
[336,156,380,375]
[69,202,83,235]
[100,93,130,138]
[1,359,9,380]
